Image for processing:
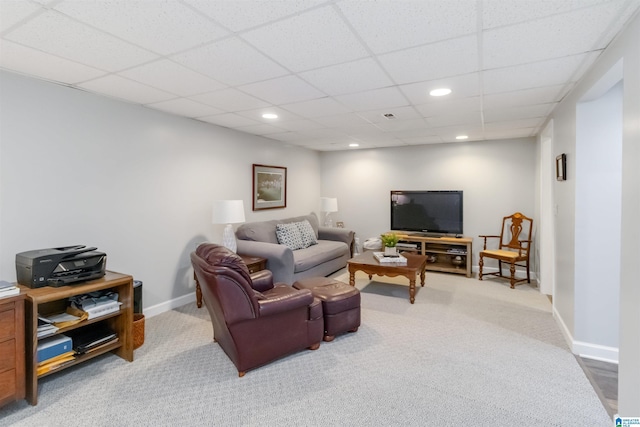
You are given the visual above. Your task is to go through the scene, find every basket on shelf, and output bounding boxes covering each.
[133,313,145,349]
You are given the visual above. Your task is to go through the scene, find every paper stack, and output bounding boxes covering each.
[0,280,19,298]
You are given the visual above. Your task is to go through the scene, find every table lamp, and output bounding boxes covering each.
[321,197,338,227]
[212,200,245,253]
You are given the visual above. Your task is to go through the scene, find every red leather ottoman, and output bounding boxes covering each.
[293,277,360,342]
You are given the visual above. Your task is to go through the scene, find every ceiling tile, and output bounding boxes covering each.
[184,0,326,32]
[78,75,175,104]
[268,119,324,132]
[483,128,536,139]
[239,75,325,105]
[146,98,224,118]
[425,110,483,128]
[53,0,228,55]
[379,35,478,84]
[190,88,270,111]
[484,118,546,131]
[234,123,286,135]
[120,59,226,97]
[483,85,566,110]
[337,0,477,54]
[416,97,481,118]
[241,6,369,72]
[172,37,288,86]
[0,1,42,32]
[299,57,394,96]
[482,0,612,29]
[198,113,261,128]
[336,87,408,111]
[482,52,600,94]
[372,118,429,132]
[313,113,372,128]
[281,97,352,118]
[235,106,304,123]
[399,73,480,105]
[483,4,624,69]
[400,135,443,145]
[0,39,106,84]
[266,132,306,142]
[483,103,554,122]
[356,106,422,124]
[5,10,158,71]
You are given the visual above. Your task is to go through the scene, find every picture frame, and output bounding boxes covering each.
[253,164,287,211]
[556,154,567,181]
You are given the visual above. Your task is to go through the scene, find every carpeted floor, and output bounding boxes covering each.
[0,270,611,426]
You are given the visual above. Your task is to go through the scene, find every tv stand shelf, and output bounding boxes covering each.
[393,233,472,277]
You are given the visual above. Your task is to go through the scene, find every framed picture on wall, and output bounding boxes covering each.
[556,154,567,181]
[253,164,287,210]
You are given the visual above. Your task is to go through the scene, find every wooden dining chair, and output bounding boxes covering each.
[478,212,533,289]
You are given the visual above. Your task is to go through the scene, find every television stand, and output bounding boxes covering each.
[392,233,472,277]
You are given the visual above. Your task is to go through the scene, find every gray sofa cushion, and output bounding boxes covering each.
[293,240,347,273]
[237,213,320,244]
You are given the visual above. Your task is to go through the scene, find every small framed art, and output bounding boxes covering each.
[556,154,567,181]
[253,164,287,210]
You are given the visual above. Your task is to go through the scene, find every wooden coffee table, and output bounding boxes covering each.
[347,251,428,304]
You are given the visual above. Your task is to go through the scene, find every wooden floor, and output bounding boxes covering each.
[577,356,618,418]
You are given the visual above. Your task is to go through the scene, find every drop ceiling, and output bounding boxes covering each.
[1,0,638,151]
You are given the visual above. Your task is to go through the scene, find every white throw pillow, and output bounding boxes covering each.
[276,223,304,250]
[296,220,317,248]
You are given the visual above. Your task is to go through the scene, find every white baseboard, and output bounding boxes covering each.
[143,291,196,318]
[552,305,619,364]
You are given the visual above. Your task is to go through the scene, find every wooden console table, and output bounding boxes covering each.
[394,233,473,278]
[0,293,26,408]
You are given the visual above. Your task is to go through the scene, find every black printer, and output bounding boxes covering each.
[16,245,106,288]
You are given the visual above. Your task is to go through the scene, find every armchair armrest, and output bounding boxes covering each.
[250,270,273,292]
[479,235,500,250]
[237,240,295,284]
[318,227,355,255]
[258,287,314,317]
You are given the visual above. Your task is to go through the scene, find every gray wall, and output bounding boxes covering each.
[0,70,322,315]
[319,138,537,269]
[547,10,640,416]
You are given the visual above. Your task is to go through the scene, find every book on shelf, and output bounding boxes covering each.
[373,252,408,264]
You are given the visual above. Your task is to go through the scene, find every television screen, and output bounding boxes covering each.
[391,191,463,235]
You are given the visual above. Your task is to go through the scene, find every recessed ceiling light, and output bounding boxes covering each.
[262,113,278,119]
[456,135,469,140]
[349,143,359,148]
[429,88,452,97]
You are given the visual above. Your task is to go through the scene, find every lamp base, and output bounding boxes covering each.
[222,224,237,253]
[323,212,333,227]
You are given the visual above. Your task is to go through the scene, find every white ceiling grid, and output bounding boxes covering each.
[1,0,638,151]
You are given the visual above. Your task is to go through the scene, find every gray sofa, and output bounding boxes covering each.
[236,212,354,285]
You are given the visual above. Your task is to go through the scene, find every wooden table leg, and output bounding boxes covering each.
[420,268,426,287]
[194,272,202,308]
[409,277,416,304]
[349,268,356,287]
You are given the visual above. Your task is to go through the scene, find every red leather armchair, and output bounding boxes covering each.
[191,244,324,377]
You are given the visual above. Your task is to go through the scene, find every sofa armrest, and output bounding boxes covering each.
[237,240,295,284]
[258,287,314,317]
[318,227,355,255]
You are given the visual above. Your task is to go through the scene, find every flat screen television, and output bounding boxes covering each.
[391,190,463,235]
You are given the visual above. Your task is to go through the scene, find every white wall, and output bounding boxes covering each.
[0,71,321,314]
[319,138,537,269]
[547,10,640,415]
[575,81,622,353]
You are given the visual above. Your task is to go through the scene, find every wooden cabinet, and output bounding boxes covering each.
[0,293,26,408]
[19,271,133,405]
[394,234,473,277]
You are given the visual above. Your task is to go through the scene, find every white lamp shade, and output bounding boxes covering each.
[212,200,245,224]
[321,197,338,213]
